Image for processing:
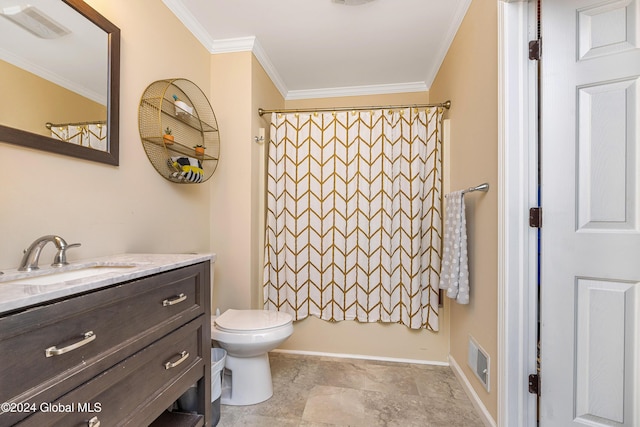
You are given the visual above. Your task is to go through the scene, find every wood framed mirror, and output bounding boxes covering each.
[0,0,120,165]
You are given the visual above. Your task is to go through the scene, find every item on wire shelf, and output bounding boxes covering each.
[173,94,193,117]
[168,156,204,183]
[163,127,174,145]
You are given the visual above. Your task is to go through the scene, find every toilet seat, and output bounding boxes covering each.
[214,309,292,333]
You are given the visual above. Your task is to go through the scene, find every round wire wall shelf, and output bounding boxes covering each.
[138,78,220,183]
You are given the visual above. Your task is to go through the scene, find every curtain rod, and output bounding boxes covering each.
[258,100,451,117]
[46,120,107,128]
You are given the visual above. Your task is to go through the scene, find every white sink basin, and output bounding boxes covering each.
[1,264,138,286]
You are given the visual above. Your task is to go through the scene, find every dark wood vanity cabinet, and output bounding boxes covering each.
[0,262,211,427]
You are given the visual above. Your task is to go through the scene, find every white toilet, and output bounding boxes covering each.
[211,309,293,405]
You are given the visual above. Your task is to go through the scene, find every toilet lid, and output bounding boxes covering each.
[215,309,293,332]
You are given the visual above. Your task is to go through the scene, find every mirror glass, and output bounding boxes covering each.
[0,0,120,165]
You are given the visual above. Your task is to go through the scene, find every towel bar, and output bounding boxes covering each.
[461,183,489,194]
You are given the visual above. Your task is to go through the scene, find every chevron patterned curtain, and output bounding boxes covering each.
[263,107,443,330]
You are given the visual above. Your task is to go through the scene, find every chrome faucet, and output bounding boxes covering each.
[19,235,81,271]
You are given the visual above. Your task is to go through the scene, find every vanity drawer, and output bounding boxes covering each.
[17,317,206,427]
[0,262,208,422]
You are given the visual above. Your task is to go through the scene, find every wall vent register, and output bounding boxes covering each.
[468,336,490,391]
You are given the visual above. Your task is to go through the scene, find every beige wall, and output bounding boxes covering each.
[209,51,254,311]
[252,56,285,308]
[429,0,499,419]
[209,52,286,312]
[0,60,106,136]
[0,0,212,270]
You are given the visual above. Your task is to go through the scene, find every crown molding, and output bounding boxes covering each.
[161,0,288,99]
[162,0,215,50]
[209,37,288,99]
[250,38,289,99]
[285,81,428,100]
[210,36,255,53]
[424,0,472,88]
[209,36,427,100]
[0,48,106,105]
[163,0,433,100]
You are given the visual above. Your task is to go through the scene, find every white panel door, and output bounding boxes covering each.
[540,1,640,426]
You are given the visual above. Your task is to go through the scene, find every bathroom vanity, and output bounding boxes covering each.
[0,254,213,426]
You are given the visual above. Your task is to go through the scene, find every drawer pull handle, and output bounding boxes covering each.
[162,293,187,306]
[164,350,189,369]
[88,416,100,427]
[45,331,96,357]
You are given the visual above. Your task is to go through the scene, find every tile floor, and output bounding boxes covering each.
[217,352,483,427]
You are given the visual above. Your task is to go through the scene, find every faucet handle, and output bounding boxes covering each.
[52,243,81,267]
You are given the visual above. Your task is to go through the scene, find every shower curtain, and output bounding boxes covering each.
[263,107,443,330]
[49,123,108,151]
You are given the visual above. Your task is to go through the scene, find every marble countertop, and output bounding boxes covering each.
[0,253,215,315]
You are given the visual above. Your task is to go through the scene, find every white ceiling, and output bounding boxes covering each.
[163,0,471,100]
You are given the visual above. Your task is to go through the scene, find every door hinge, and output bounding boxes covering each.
[528,373,540,395]
[529,207,542,228]
[529,39,541,60]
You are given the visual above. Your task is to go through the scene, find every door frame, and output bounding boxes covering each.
[497,1,538,426]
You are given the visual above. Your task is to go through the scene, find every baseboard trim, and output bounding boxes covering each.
[449,355,497,427]
[271,348,449,367]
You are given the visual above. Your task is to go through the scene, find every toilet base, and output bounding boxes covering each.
[221,352,273,406]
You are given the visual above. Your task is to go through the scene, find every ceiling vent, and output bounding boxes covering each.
[1,5,70,39]
[332,0,375,6]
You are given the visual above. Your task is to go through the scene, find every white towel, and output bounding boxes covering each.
[438,190,469,304]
